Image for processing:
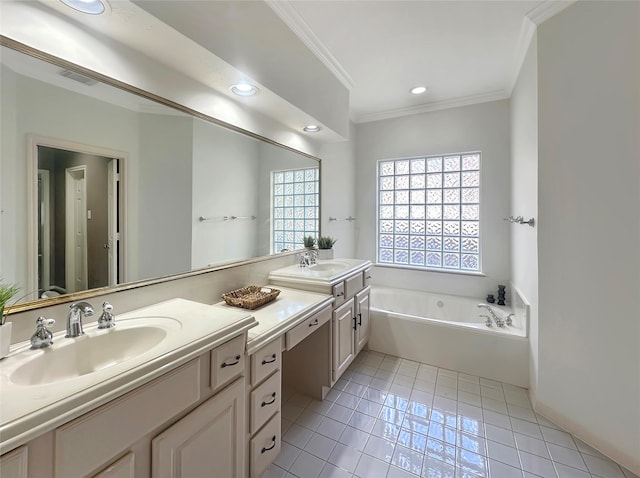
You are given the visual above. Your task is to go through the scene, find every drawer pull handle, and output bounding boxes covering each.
[336,292,344,297]
[358,312,362,326]
[365,275,372,279]
[308,319,319,327]
[261,392,277,407]
[261,436,277,453]
[262,354,277,365]
[353,316,357,330]
[221,354,241,368]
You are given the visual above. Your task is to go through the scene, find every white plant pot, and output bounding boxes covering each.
[0,321,12,359]
[317,249,334,260]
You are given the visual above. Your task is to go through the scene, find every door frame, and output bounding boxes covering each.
[37,169,51,292]
[27,135,128,298]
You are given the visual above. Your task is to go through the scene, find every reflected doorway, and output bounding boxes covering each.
[37,144,122,297]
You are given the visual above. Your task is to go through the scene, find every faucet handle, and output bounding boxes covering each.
[36,316,55,328]
[30,316,56,349]
[98,301,116,329]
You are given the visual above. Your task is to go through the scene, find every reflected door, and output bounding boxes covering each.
[65,165,88,293]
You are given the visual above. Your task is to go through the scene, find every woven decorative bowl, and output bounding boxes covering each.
[221,286,281,310]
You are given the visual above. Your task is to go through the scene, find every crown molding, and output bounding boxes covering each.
[527,0,577,26]
[265,0,355,91]
[508,16,537,96]
[507,1,577,95]
[354,90,509,124]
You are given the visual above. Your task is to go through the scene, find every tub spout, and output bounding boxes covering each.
[477,303,504,327]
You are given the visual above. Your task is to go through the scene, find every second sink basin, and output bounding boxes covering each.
[308,262,349,272]
[10,317,180,386]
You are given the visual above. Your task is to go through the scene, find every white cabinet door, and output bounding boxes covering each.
[355,287,371,354]
[152,378,245,478]
[333,298,356,381]
[0,446,28,478]
[93,453,135,478]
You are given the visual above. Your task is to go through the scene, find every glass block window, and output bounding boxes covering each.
[377,153,481,272]
[272,167,319,253]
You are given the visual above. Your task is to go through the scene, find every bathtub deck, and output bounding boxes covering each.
[262,351,635,478]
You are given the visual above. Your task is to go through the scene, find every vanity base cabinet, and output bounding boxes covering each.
[355,286,371,355]
[332,298,356,382]
[332,285,370,384]
[152,377,245,478]
[1,333,248,478]
[247,337,283,478]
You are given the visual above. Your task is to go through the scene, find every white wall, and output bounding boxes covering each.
[354,101,511,299]
[319,123,357,258]
[537,2,639,473]
[191,119,260,267]
[510,35,539,399]
[137,113,193,279]
[0,65,18,285]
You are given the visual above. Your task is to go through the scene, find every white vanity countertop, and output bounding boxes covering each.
[213,286,334,355]
[0,298,256,455]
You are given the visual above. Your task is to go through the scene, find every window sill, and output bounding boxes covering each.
[374,263,486,277]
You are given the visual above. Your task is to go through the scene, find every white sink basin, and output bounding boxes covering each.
[308,262,350,273]
[10,319,176,386]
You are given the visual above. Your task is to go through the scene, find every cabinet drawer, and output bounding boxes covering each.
[250,370,281,434]
[344,272,364,300]
[250,413,281,478]
[332,282,346,307]
[55,359,200,478]
[250,337,282,387]
[363,267,372,287]
[211,334,246,390]
[285,306,331,350]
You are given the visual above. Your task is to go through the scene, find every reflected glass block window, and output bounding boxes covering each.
[272,167,319,252]
[377,153,481,272]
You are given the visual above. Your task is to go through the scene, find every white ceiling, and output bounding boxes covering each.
[3,0,573,138]
[269,0,566,123]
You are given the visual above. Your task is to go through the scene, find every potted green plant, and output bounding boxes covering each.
[302,235,316,249]
[0,279,20,359]
[317,236,337,260]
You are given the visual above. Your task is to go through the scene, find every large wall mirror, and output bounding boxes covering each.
[0,42,321,309]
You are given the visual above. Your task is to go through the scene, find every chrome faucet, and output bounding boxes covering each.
[66,301,94,337]
[478,303,504,327]
[309,249,318,265]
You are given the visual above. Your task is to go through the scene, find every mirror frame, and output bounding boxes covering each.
[1,35,322,315]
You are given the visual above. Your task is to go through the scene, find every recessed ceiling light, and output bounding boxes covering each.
[410,86,428,95]
[230,83,259,96]
[303,125,321,133]
[59,0,107,14]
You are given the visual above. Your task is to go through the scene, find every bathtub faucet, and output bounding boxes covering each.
[477,303,504,327]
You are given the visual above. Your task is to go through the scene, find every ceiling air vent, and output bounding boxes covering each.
[59,69,99,86]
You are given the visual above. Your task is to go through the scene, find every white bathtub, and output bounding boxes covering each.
[368,286,530,387]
